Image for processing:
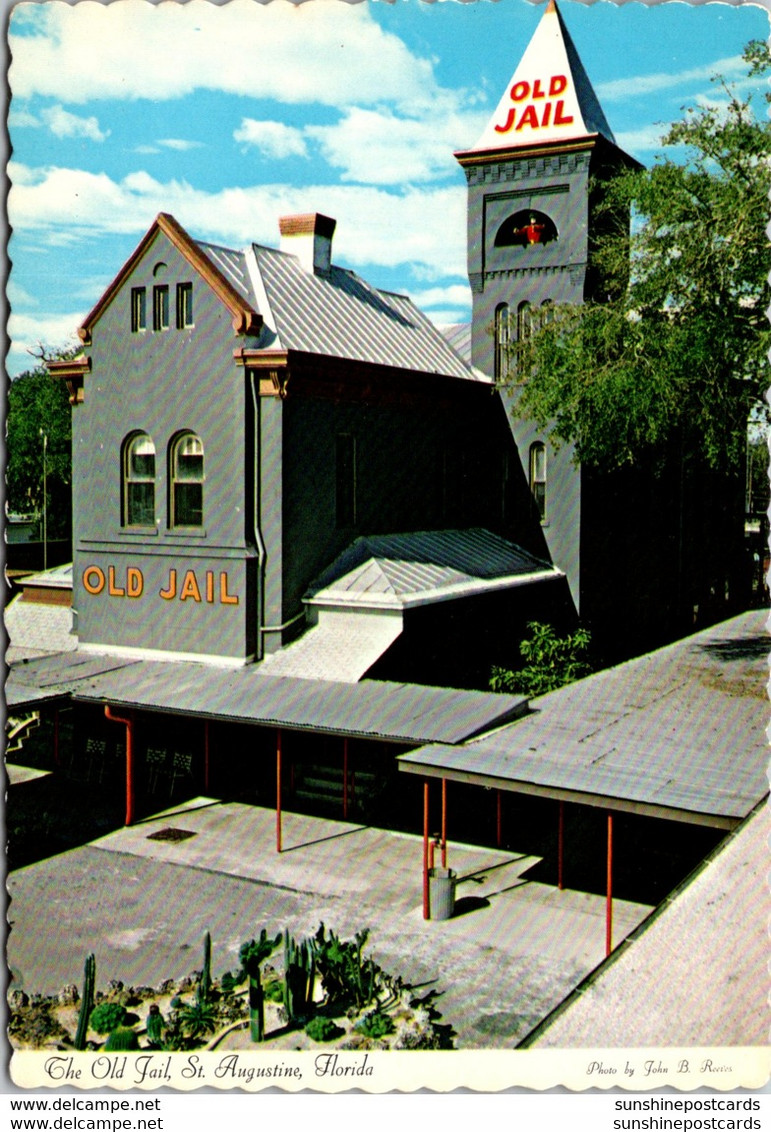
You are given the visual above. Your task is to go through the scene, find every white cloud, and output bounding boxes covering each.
[158,139,205,152]
[308,106,486,185]
[41,105,109,142]
[614,124,668,156]
[8,161,468,277]
[7,309,85,368]
[7,280,39,308]
[9,1,451,113]
[596,55,746,102]
[234,119,308,160]
[426,309,470,328]
[8,107,40,129]
[407,284,472,310]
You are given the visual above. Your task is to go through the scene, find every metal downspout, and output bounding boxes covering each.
[104,704,135,826]
[250,374,268,660]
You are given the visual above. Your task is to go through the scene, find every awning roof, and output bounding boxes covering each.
[306,528,562,610]
[257,609,403,683]
[399,611,769,828]
[6,651,529,745]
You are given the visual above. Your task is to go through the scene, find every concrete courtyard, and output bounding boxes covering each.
[8,796,652,1049]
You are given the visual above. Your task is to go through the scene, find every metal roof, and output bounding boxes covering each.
[6,652,138,710]
[307,528,562,610]
[6,651,528,745]
[526,801,770,1048]
[257,609,403,683]
[440,323,472,366]
[14,563,73,589]
[5,599,77,666]
[399,611,769,827]
[250,244,482,380]
[196,241,258,312]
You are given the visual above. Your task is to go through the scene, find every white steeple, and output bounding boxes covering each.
[467,0,615,155]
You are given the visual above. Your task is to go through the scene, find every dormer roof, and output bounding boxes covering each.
[77,212,262,345]
[458,0,616,161]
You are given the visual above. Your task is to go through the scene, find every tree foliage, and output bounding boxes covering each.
[507,41,770,472]
[6,357,73,540]
[490,622,593,698]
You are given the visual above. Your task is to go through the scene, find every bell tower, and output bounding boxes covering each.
[456,0,639,380]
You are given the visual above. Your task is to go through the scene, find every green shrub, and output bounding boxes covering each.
[176,1001,217,1040]
[89,1003,127,1035]
[219,971,244,996]
[354,1010,394,1039]
[263,979,284,1003]
[490,622,592,697]
[305,1016,343,1043]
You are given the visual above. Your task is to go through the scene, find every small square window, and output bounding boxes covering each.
[176,283,194,329]
[153,285,169,331]
[131,287,146,332]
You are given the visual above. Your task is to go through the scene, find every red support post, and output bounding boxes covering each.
[606,811,614,957]
[203,720,210,793]
[496,790,502,848]
[104,705,135,827]
[441,777,447,868]
[558,800,565,891]
[276,728,283,854]
[423,780,430,920]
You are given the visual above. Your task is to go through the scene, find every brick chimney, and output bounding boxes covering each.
[278,213,336,276]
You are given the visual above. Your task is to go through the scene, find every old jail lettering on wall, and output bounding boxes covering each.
[495,74,574,134]
[82,565,239,605]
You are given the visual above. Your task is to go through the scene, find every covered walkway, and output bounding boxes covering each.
[399,611,768,950]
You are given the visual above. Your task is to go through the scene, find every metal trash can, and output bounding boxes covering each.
[428,867,456,920]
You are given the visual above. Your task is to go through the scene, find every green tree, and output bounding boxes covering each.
[745,431,769,516]
[7,357,72,541]
[490,622,592,698]
[508,41,770,473]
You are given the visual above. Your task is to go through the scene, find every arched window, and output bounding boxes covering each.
[170,433,204,527]
[517,300,534,343]
[494,303,509,381]
[529,442,547,521]
[123,432,156,527]
[494,209,558,248]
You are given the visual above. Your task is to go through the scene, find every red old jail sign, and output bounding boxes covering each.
[495,74,574,134]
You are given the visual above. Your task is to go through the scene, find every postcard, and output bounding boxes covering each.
[5,0,769,1095]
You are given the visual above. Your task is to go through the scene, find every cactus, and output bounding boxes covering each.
[239,930,282,1043]
[90,1002,127,1035]
[283,932,316,1024]
[74,954,95,1051]
[146,1004,164,1047]
[196,931,212,1007]
[104,1027,139,1052]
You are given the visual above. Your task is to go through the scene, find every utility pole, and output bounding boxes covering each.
[40,428,47,572]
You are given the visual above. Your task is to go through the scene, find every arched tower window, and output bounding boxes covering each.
[170,432,204,528]
[494,303,510,381]
[122,432,156,527]
[495,209,558,249]
[517,301,534,342]
[529,441,547,521]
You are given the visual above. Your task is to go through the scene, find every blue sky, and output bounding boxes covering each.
[7,0,769,377]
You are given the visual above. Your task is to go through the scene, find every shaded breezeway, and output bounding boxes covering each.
[7,798,653,1049]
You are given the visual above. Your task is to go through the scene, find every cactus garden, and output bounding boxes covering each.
[8,925,454,1053]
